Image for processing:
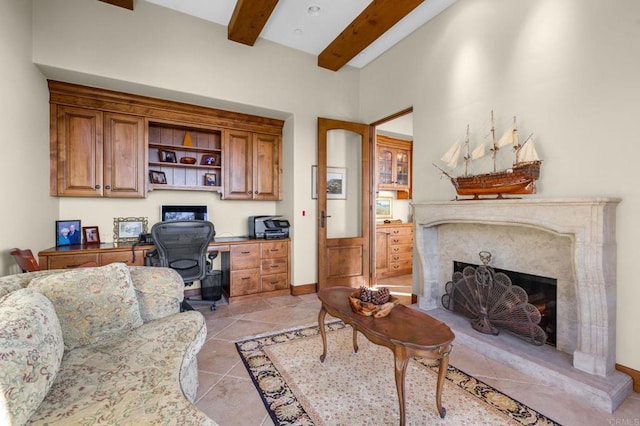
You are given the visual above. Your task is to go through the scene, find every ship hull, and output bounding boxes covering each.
[451,161,541,198]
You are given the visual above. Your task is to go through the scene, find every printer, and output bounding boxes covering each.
[248,215,290,239]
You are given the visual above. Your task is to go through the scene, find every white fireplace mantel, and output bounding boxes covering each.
[411,198,620,377]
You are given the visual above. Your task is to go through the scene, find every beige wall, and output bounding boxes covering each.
[27,0,361,287]
[0,0,57,274]
[360,0,640,370]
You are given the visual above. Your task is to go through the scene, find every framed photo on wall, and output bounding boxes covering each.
[375,197,393,219]
[312,166,347,199]
[56,220,82,246]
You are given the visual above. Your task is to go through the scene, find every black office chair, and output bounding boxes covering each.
[147,220,221,311]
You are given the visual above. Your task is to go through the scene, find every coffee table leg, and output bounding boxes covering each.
[318,306,328,362]
[435,345,451,418]
[352,327,359,353]
[393,347,409,426]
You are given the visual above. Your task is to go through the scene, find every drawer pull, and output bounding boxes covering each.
[392,248,399,252]
[393,265,400,269]
[241,276,251,280]
[240,251,251,254]
[269,249,279,252]
[393,256,400,261]
[393,230,399,234]
[270,265,279,268]
[392,239,400,243]
[270,281,279,284]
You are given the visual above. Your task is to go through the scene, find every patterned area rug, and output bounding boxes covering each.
[236,321,560,425]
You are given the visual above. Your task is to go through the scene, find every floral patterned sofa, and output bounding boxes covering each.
[0,263,217,425]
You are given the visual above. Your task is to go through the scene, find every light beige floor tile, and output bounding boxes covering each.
[195,375,269,425]
[197,338,242,375]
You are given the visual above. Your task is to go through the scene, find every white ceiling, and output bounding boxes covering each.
[144,0,457,69]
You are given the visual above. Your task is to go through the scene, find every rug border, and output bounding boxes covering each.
[235,321,562,426]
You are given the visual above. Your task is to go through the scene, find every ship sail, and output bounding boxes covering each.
[441,142,461,168]
[471,142,486,160]
[516,136,539,163]
[496,124,515,148]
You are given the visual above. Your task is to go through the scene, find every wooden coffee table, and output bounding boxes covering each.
[317,287,455,425]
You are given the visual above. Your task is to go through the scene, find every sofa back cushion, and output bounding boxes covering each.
[0,288,64,425]
[29,263,143,351]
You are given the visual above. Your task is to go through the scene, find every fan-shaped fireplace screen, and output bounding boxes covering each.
[441,251,548,346]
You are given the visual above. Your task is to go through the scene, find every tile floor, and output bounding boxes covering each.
[193,292,640,426]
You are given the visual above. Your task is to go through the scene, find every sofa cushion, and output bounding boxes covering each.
[0,288,64,426]
[29,263,143,351]
[28,311,214,425]
[129,266,184,322]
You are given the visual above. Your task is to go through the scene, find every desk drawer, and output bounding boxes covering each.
[390,244,412,255]
[230,269,261,296]
[261,258,288,275]
[390,252,412,263]
[100,251,143,266]
[389,235,413,245]
[261,273,288,291]
[47,254,99,270]
[261,241,288,259]
[230,244,260,270]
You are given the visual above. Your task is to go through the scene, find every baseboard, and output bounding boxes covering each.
[290,283,317,295]
[616,363,640,393]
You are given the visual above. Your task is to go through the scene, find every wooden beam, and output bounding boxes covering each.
[318,0,424,71]
[228,0,279,46]
[98,0,134,10]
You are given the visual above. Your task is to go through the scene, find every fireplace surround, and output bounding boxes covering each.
[411,198,633,411]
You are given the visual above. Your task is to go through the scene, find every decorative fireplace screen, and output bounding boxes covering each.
[441,251,548,346]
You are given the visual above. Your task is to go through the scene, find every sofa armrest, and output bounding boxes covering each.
[128,266,184,322]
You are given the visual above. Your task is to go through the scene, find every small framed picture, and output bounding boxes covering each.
[201,154,218,166]
[312,166,347,199]
[159,149,177,163]
[56,220,82,246]
[375,197,393,219]
[149,170,167,184]
[82,226,101,245]
[204,173,217,186]
[113,217,148,244]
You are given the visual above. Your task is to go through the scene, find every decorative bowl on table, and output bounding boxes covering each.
[180,156,197,164]
[349,287,399,318]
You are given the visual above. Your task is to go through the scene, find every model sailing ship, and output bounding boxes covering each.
[434,112,541,199]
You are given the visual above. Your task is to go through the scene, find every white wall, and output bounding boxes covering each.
[0,0,56,274]
[360,0,640,371]
[30,0,361,287]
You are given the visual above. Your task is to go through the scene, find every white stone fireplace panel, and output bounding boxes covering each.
[435,223,576,354]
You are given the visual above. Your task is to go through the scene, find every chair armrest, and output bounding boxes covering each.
[128,266,184,322]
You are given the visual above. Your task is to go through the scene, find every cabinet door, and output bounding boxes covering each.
[375,229,390,276]
[395,149,410,188]
[223,129,253,199]
[56,106,103,196]
[253,133,281,200]
[377,147,393,188]
[104,113,145,197]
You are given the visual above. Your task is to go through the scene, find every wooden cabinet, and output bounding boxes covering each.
[38,244,147,270]
[51,106,145,197]
[223,240,290,301]
[48,80,283,199]
[147,121,223,192]
[375,223,413,278]
[376,135,412,199]
[224,130,281,200]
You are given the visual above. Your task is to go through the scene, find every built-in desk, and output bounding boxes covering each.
[38,237,291,303]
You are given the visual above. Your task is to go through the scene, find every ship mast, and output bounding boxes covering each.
[490,110,498,172]
[463,124,470,176]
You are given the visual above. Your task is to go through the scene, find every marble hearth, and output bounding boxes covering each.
[411,198,633,412]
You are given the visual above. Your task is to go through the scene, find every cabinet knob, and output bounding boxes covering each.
[95,185,101,189]
[247,191,251,195]
[105,185,111,190]
[254,191,258,194]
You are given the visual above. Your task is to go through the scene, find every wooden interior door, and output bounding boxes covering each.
[317,118,372,289]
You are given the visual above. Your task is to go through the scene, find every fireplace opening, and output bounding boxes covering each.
[453,261,558,346]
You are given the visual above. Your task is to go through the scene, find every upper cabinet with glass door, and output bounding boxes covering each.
[376,135,412,198]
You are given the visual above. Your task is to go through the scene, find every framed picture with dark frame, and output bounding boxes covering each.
[201,154,218,166]
[312,166,347,199]
[82,226,101,245]
[56,219,82,246]
[149,170,167,184]
[159,149,177,163]
[204,173,217,186]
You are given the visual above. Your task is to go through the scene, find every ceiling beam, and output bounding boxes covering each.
[318,0,424,71]
[98,0,134,10]
[228,0,279,47]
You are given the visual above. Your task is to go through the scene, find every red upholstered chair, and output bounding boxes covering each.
[10,248,97,272]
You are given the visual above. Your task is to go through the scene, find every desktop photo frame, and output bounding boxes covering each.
[113,217,148,244]
[82,226,101,245]
[56,219,82,246]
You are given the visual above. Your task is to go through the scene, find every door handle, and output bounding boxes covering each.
[321,210,332,228]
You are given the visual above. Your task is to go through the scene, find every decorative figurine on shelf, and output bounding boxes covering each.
[183,131,193,146]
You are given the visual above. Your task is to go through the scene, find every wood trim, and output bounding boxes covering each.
[98,0,133,10]
[48,80,284,135]
[290,283,317,296]
[228,0,279,46]
[318,0,425,71]
[370,107,414,127]
[616,363,640,393]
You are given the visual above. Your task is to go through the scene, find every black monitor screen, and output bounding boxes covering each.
[161,205,208,221]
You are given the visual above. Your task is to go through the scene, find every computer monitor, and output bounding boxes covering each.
[161,205,208,221]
